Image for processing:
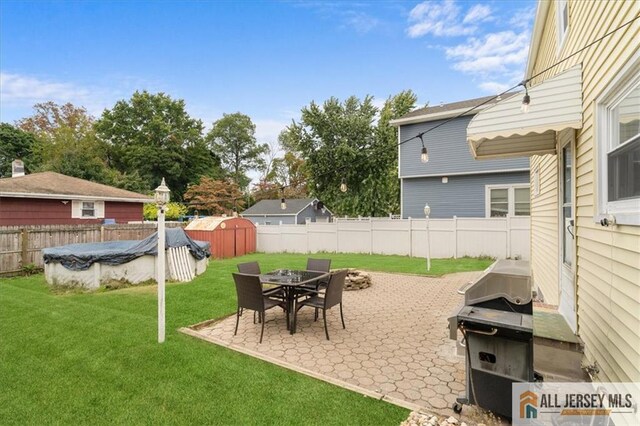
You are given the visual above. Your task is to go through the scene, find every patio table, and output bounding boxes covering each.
[260,269,330,334]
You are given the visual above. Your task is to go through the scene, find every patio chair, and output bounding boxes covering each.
[293,269,348,340]
[298,258,331,293]
[237,261,283,298]
[232,273,287,343]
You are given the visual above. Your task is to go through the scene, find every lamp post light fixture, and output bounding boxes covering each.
[154,178,170,343]
[424,203,431,272]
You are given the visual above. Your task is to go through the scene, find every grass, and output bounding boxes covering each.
[0,253,491,425]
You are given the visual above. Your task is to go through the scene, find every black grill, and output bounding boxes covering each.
[448,259,534,418]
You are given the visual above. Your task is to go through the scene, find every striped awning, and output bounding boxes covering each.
[467,64,583,159]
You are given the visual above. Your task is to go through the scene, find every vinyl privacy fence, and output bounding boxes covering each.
[256,216,530,260]
[0,223,184,276]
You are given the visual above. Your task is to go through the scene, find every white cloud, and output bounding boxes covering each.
[479,81,510,93]
[463,4,492,24]
[254,118,289,145]
[509,6,536,30]
[0,72,90,104]
[344,11,380,34]
[407,0,477,37]
[445,30,530,75]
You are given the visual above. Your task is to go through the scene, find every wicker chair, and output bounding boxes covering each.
[293,270,347,340]
[237,261,283,298]
[298,258,331,293]
[232,273,287,343]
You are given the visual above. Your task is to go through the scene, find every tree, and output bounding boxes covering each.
[183,176,245,215]
[282,91,416,216]
[143,202,188,221]
[0,123,37,177]
[206,113,267,189]
[15,102,115,183]
[95,91,221,200]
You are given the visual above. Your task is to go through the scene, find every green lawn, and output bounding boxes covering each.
[0,253,491,425]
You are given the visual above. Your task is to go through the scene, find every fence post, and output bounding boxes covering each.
[336,220,340,253]
[453,216,458,259]
[100,225,105,242]
[306,220,310,254]
[408,217,413,257]
[20,228,28,267]
[506,216,511,259]
[369,218,373,255]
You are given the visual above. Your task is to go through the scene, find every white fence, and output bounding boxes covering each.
[256,216,530,260]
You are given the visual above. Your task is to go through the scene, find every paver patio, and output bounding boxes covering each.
[183,271,483,418]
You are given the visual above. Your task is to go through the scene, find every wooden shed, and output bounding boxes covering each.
[184,217,256,259]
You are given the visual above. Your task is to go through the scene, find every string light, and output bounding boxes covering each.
[521,84,531,113]
[280,187,287,209]
[419,134,429,163]
[340,177,348,193]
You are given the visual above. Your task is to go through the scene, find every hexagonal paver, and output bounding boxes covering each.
[186,271,483,418]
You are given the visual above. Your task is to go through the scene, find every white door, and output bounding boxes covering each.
[559,134,577,332]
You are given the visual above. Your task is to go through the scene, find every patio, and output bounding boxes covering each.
[183,270,484,419]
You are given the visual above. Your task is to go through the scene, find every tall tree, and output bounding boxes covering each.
[206,112,267,189]
[183,176,245,215]
[95,91,220,200]
[282,91,416,216]
[0,123,37,177]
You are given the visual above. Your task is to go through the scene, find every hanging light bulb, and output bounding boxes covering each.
[421,146,429,163]
[521,85,531,113]
[280,197,287,210]
[340,177,348,193]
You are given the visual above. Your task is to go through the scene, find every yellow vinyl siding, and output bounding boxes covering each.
[529,0,640,382]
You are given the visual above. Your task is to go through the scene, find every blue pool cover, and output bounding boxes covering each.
[43,228,210,271]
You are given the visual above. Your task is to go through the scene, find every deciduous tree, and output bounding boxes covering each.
[0,123,37,177]
[183,176,245,215]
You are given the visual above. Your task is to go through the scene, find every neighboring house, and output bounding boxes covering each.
[241,198,333,225]
[466,1,639,382]
[0,171,152,225]
[391,96,530,219]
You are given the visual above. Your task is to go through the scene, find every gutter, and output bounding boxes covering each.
[1,191,152,203]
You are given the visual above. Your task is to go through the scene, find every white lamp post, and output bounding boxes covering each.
[154,178,170,343]
[424,203,431,272]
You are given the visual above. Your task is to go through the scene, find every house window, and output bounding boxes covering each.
[556,0,569,51]
[71,200,105,219]
[81,202,95,217]
[596,52,640,225]
[486,185,530,217]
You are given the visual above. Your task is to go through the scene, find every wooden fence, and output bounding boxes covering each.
[0,223,184,276]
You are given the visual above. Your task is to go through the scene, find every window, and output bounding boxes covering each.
[556,0,569,51]
[486,185,530,217]
[596,51,640,225]
[81,202,95,217]
[71,200,104,219]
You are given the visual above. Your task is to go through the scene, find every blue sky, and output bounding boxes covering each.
[1,0,536,145]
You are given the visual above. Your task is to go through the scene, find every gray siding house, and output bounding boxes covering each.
[241,198,333,225]
[391,95,530,219]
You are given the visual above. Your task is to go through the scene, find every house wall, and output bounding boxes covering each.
[529,0,639,382]
[402,171,530,219]
[297,204,333,224]
[0,197,143,225]
[398,116,529,178]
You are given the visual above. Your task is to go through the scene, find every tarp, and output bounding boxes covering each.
[42,228,210,271]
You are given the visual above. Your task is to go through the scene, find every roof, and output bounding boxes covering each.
[467,64,583,159]
[184,216,253,231]
[0,172,152,203]
[390,95,516,126]
[241,198,320,216]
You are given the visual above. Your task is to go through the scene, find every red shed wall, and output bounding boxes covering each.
[185,218,256,259]
[0,197,143,226]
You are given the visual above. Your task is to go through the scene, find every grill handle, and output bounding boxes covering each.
[463,326,498,336]
[457,280,476,295]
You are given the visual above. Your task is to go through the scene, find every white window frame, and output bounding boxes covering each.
[485,184,531,218]
[595,50,640,226]
[556,0,569,53]
[71,200,105,219]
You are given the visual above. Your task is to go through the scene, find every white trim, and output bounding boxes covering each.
[71,200,105,219]
[401,168,530,180]
[485,183,531,218]
[0,191,151,203]
[525,1,551,79]
[240,213,298,217]
[389,105,494,126]
[555,0,569,55]
[595,49,640,226]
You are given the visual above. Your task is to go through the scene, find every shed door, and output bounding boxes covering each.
[223,229,235,258]
[235,228,246,256]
